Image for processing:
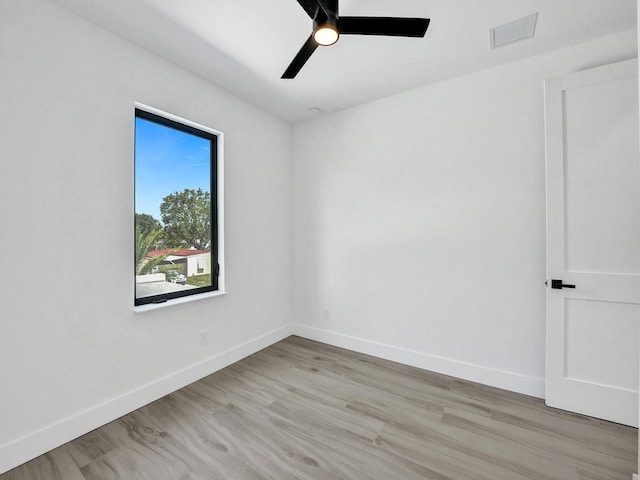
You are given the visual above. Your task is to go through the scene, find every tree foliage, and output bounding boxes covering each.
[160,188,211,249]
[135,225,166,275]
[135,213,162,238]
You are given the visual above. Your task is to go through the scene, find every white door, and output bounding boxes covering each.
[545,59,640,427]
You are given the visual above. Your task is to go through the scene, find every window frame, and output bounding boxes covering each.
[134,104,224,309]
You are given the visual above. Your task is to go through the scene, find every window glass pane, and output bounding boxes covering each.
[135,109,217,305]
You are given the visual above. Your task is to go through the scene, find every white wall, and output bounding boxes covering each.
[0,0,292,472]
[637,4,640,478]
[292,29,638,398]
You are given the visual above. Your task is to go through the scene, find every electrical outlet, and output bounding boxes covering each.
[199,330,208,347]
[323,308,330,320]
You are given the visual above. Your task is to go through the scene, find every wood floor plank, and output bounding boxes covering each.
[374,422,534,480]
[490,405,637,460]
[66,430,116,469]
[443,405,632,479]
[374,401,580,480]
[261,400,452,480]
[1,335,637,479]
[2,446,85,480]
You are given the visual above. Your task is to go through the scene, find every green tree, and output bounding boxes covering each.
[160,188,211,249]
[135,225,166,275]
[135,213,162,237]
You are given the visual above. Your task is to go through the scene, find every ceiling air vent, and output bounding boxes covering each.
[490,12,538,49]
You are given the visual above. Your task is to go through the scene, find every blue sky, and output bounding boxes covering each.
[135,117,211,221]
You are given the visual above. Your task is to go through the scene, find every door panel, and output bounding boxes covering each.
[545,59,640,427]
[564,74,640,274]
[564,298,639,390]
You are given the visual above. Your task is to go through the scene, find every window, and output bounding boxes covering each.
[134,105,222,306]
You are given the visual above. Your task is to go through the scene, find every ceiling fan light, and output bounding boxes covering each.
[314,24,339,46]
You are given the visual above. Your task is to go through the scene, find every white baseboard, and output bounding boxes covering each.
[291,324,545,399]
[0,324,293,475]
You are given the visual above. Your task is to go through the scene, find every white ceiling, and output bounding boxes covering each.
[47,0,636,122]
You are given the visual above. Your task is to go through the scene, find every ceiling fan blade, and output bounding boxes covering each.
[282,35,318,79]
[318,0,338,17]
[295,0,327,19]
[338,17,430,37]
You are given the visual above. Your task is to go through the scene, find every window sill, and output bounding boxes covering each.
[134,290,226,313]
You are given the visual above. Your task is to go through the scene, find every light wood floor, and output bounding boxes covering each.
[2,336,637,479]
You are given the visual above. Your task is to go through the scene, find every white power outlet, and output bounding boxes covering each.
[323,308,330,320]
[199,330,208,347]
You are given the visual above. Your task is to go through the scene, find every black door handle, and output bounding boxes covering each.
[551,279,576,289]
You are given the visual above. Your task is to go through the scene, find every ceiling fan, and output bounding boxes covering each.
[282,0,430,79]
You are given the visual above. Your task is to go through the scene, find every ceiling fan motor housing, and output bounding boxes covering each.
[282,0,430,78]
[313,13,339,46]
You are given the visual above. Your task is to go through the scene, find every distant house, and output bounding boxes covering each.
[147,248,212,277]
